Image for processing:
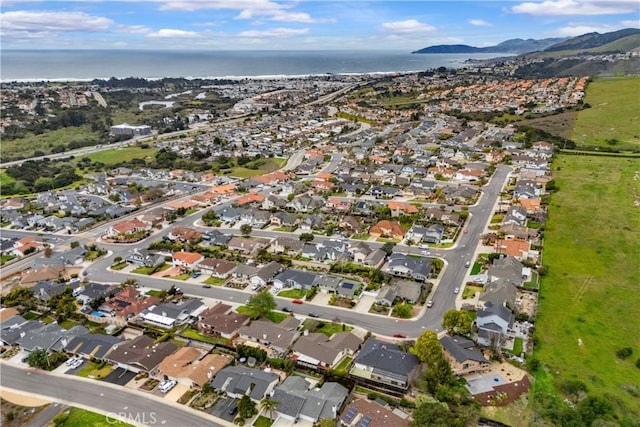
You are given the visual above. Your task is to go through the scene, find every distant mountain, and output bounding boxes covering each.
[412,37,565,54]
[543,28,640,52]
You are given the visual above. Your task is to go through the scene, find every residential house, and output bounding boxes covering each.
[270,237,304,256]
[494,238,531,260]
[270,212,298,229]
[336,280,361,299]
[369,221,407,240]
[98,286,160,320]
[375,280,423,306]
[232,265,259,282]
[273,377,348,423]
[75,283,118,307]
[65,333,124,360]
[405,224,444,244]
[439,335,490,375]
[157,347,233,388]
[198,258,236,279]
[106,218,151,238]
[217,207,246,224]
[383,254,432,282]
[286,194,324,213]
[387,201,418,217]
[503,206,527,227]
[475,302,514,347]
[106,335,178,374]
[350,338,420,392]
[197,303,250,338]
[227,236,269,254]
[238,317,300,355]
[167,227,202,242]
[339,216,361,234]
[488,256,527,287]
[241,209,272,227]
[201,230,232,247]
[292,331,362,370]
[17,323,88,353]
[478,278,518,311]
[126,248,164,268]
[211,366,280,401]
[139,299,206,328]
[262,195,288,211]
[172,251,204,271]
[250,261,283,288]
[299,214,323,231]
[340,398,410,427]
[316,275,342,293]
[272,269,319,291]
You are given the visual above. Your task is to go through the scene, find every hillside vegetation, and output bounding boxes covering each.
[531,155,640,425]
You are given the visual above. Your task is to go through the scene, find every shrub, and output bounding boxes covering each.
[616,347,633,360]
[636,358,640,369]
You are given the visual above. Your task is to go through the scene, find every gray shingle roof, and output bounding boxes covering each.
[211,366,279,400]
[354,338,419,381]
[439,335,488,364]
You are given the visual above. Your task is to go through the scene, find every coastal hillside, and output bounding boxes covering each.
[411,37,564,54]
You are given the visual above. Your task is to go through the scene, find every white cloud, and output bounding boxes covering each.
[620,20,640,28]
[158,0,330,23]
[0,10,113,34]
[380,19,436,35]
[147,28,200,38]
[117,24,152,34]
[238,27,309,38]
[512,0,639,16]
[468,19,493,27]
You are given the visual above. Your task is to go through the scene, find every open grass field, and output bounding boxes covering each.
[74,146,156,165]
[533,154,640,421]
[58,407,132,427]
[2,126,102,160]
[571,77,640,150]
[227,158,287,178]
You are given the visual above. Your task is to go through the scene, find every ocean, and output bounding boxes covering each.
[0,50,506,82]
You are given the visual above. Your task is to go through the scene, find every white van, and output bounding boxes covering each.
[159,380,177,393]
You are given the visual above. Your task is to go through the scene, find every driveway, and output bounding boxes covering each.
[162,382,190,402]
[353,294,376,314]
[208,397,238,422]
[102,367,137,386]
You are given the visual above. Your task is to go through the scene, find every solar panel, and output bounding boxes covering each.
[342,282,354,289]
[344,407,358,423]
[358,416,372,427]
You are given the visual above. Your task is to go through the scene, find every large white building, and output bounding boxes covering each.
[110,123,151,136]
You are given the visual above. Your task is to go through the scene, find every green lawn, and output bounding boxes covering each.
[179,327,231,346]
[572,76,640,150]
[132,263,170,275]
[333,357,353,375]
[84,251,102,261]
[75,146,156,165]
[254,415,274,427]
[277,288,306,299]
[303,319,352,337]
[236,306,287,323]
[523,271,539,290]
[75,362,114,379]
[57,407,132,427]
[110,261,127,270]
[2,125,101,161]
[461,285,483,299]
[227,158,287,178]
[59,319,77,329]
[533,154,640,422]
[203,276,226,286]
[146,289,165,298]
[0,254,17,265]
[470,262,482,275]
[22,311,39,320]
[0,170,16,187]
[506,337,524,356]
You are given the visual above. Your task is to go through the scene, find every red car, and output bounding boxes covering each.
[292,299,304,304]
[393,333,407,338]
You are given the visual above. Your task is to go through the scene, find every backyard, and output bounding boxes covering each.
[302,319,352,337]
[532,154,640,423]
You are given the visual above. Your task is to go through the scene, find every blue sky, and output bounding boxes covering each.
[1,1,638,50]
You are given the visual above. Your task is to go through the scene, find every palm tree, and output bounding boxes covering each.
[260,397,279,420]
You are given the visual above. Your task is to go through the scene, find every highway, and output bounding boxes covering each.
[0,363,225,427]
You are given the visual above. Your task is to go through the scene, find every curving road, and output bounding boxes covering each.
[0,363,225,427]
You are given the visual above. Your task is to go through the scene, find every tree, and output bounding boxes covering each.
[70,241,80,249]
[405,239,414,255]
[412,330,454,393]
[442,310,473,336]
[245,291,277,319]
[2,287,34,307]
[412,399,452,427]
[238,395,257,419]
[240,224,252,237]
[299,232,314,242]
[381,242,395,255]
[392,303,413,319]
[260,397,279,420]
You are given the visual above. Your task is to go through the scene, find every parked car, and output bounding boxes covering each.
[453,287,460,294]
[427,300,434,308]
[308,312,319,318]
[159,379,177,393]
[464,261,471,268]
[228,405,238,416]
[393,333,407,338]
[282,307,292,313]
[192,272,201,278]
[292,299,304,304]
[203,285,212,289]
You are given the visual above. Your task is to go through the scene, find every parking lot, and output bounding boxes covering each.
[208,396,238,422]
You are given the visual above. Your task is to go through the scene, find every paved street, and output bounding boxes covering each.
[0,362,226,427]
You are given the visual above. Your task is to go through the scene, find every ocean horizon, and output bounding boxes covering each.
[0,50,508,82]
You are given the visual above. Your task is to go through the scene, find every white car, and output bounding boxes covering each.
[69,358,84,369]
[453,287,460,294]
[66,356,81,366]
[159,380,177,393]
